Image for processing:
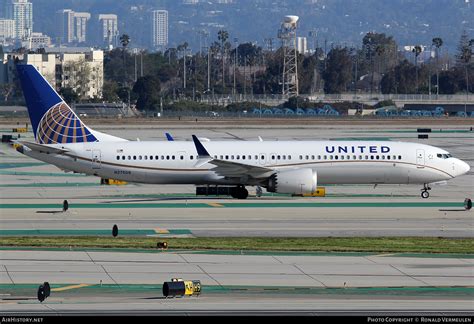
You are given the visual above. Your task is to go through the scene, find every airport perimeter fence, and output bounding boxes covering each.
[157,108,474,120]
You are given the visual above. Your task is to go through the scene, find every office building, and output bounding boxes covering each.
[6,0,33,40]
[151,10,168,49]
[98,14,118,46]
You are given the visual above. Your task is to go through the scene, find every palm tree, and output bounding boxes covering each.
[218,30,229,92]
[178,42,189,89]
[412,45,422,94]
[119,34,131,83]
[119,34,131,107]
[432,37,443,96]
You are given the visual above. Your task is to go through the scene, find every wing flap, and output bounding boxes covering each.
[209,159,273,179]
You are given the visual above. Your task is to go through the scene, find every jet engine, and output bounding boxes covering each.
[267,168,317,195]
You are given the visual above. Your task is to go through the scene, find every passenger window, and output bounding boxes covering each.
[237,155,240,160]
[311,155,315,160]
[150,156,153,160]
[144,156,147,160]
[180,156,184,160]
[220,155,223,159]
[277,155,281,160]
[155,156,159,160]
[299,155,303,160]
[365,155,369,160]
[318,155,321,160]
[330,156,333,160]
[225,155,229,160]
[387,155,391,160]
[335,155,339,160]
[190,156,194,160]
[341,156,344,160]
[248,155,251,160]
[122,156,125,160]
[128,156,131,160]
[231,155,234,160]
[242,155,246,160]
[370,156,374,160]
[166,156,170,160]
[358,155,362,160]
[116,156,120,160]
[214,155,217,159]
[393,155,396,160]
[172,156,175,160]
[381,155,385,160]
[398,155,402,160]
[376,155,379,160]
[288,155,291,160]
[324,155,327,160]
[133,156,137,160]
[305,155,309,160]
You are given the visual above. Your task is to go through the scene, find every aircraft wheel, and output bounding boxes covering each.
[234,187,248,199]
[421,190,430,199]
[239,188,249,200]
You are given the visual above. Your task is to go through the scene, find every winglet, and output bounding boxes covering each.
[192,135,211,158]
[165,133,174,141]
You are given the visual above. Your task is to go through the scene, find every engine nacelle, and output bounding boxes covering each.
[267,168,317,195]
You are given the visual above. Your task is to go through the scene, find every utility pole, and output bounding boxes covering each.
[183,48,187,89]
[234,38,238,96]
[140,51,143,77]
[207,47,211,92]
[134,48,137,82]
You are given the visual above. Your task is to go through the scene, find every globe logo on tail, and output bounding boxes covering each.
[36,102,97,144]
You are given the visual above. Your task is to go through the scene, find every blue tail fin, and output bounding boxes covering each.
[16,64,98,144]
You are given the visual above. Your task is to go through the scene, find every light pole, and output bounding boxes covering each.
[234,38,238,96]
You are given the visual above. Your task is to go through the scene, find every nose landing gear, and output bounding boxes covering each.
[421,184,431,199]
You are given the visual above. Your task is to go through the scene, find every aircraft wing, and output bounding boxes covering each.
[192,135,273,179]
[17,141,69,155]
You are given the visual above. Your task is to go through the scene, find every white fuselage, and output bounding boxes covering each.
[23,140,469,187]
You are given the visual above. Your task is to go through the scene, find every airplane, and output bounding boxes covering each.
[14,64,470,199]
[165,133,174,141]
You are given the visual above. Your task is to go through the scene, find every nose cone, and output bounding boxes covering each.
[456,159,471,176]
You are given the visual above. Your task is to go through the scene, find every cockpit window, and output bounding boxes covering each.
[437,153,452,159]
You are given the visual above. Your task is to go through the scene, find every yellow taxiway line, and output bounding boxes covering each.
[51,284,92,292]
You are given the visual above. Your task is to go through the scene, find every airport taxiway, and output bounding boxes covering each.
[0,249,473,314]
[0,121,472,314]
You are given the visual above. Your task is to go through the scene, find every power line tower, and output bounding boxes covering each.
[278,15,299,97]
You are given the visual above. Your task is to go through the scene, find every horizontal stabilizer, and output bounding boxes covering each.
[17,141,69,155]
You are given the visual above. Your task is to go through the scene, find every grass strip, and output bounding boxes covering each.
[0,236,472,254]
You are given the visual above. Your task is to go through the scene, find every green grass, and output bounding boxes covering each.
[0,236,472,254]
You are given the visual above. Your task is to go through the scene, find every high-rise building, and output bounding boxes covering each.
[6,0,33,40]
[151,10,168,49]
[56,10,91,45]
[0,19,16,43]
[296,37,308,54]
[56,9,75,44]
[74,12,91,43]
[98,14,118,46]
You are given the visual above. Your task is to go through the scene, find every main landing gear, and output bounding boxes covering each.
[421,184,431,199]
[230,185,249,199]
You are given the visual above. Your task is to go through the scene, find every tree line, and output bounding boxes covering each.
[1,30,472,112]
[101,30,472,111]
